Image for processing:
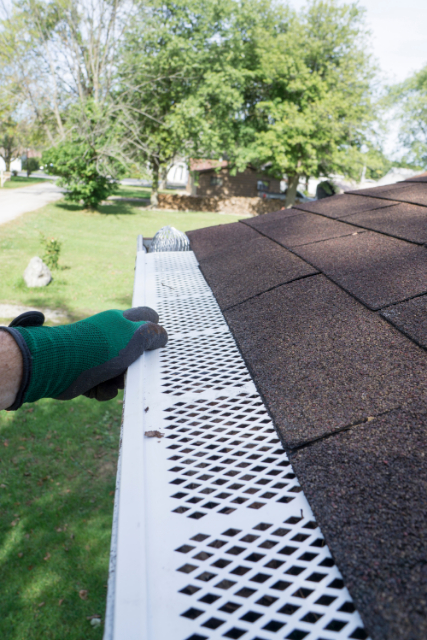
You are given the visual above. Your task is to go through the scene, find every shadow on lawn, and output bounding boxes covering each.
[56,202,138,216]
[10,285,86,324]
[0,396,121,639]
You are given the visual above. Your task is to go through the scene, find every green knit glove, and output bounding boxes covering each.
[2,307,167,410]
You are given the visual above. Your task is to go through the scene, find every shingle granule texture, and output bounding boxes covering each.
[241,207,304,225]
[347,181,415,196]
[224,275,427,448]
[342,201,427,244]
[291,402,427,640]
[381,294,427,348]
[196,236,317,310]
[291,193,396,218]
[186,222,258,261]
[348,182,427,206]
[241,210,360,248]
[294,231,427,310]
[404,173,427,182]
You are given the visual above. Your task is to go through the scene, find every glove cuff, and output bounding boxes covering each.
[0,327,32,411]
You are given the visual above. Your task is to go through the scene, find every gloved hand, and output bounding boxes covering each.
[1,307,167,410]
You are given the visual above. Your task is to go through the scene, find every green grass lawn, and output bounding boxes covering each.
[112,185,151,199]
[0,197,244,639]
[112,185,183,199]
[0,199,243,321]
[1,176,49,189]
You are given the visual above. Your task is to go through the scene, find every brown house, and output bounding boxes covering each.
[188,159,281,197]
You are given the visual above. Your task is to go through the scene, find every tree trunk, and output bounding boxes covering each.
[159,165,168,191]
[285,173,300,208]
[150,159,160,207]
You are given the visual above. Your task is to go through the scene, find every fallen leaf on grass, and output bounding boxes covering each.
[3,441,8,447]
[38,602,45,607]
[79,590,88,600]
[145,431,163,438]
[43,552,51,561]
[58,599,64,606]
[11,519,19,527]
[18,552,23,558]
[0,484,6,488]
[28,566,33,571]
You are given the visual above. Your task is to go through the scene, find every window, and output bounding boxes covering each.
[210,176,223,186]
[257,180,270,192]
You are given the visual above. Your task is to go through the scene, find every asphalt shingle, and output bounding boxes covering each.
[291,193,396,218]
[404,172,427,183]
[189,178,427,640]
[381,294,427,348]
[348,182,427,206]
[241,210,360,247]
[224,275,427,448]
[186,221,258,261]
[291,402,427,640]
[197,235,317,310]
[342,201,427,244]
[294,231,427,310]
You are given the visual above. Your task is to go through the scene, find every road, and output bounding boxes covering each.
[0,181,63,226]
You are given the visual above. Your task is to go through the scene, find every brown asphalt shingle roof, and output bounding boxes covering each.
[186,175,427,640]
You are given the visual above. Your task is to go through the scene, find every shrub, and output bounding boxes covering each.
[40,233,62,270]
[22,157,40,176]
[42,142,119,209]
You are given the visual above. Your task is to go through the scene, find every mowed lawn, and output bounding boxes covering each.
[1,176,48,189]
[0,196,243,639]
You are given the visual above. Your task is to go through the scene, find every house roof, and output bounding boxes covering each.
[189,158,229,172]
[186,174,427,640]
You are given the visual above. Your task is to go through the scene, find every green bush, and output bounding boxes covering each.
[42,143,118,210]
[22,157,40,176]
[40,233,62,270]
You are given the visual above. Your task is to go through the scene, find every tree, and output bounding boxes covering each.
[42,100,125,208]
[43,140,118,208]
[389,65,427,168]
[0,116,21,171]
[118,0,268,205]
[233,0,378,207]
[0,0,131,141]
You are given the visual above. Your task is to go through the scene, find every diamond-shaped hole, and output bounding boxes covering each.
[181,607,204,620]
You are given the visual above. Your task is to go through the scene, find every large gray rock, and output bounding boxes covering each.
[24,257,52,288]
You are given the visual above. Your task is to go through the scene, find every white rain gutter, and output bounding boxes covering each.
[103,240,369,640]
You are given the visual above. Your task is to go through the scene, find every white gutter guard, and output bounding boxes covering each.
[104,243,369,640]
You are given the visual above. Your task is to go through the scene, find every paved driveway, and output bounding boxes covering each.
[0,181,63,226]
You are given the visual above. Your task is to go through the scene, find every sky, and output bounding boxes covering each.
[289,0,427,157]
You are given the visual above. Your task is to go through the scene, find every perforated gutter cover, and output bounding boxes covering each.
[103,240,368,640]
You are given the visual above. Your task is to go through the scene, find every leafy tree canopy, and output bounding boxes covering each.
[233,0,378,205]
[389,65,427,169]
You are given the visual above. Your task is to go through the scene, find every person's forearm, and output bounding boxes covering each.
[0,330,23,410]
